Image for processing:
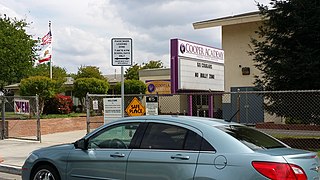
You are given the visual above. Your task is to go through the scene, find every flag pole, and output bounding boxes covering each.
[49,21,53,79]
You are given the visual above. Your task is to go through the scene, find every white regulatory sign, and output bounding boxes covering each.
[111,38,132,66]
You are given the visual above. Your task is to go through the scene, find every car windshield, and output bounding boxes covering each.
[217,125,286,150]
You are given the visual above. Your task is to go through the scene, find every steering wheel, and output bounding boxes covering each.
[110,138,127,149]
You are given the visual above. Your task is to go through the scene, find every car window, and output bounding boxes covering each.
[200,138,216,151]
[140,123,203,151]
[217,125,286,150]
[87,123,140,149]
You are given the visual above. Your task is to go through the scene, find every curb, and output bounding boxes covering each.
[0,163,22,175]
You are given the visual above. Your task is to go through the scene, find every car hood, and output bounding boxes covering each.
[256,148,320,179]
[32,143,75,155]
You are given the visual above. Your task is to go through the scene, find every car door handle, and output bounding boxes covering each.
[171,154,190,160]
[110,153,125,158]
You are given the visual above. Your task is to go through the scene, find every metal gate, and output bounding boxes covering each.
[0,95,40,141]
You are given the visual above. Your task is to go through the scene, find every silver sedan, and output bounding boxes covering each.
[22,115,320,180]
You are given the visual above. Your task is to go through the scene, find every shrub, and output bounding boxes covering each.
[43,94,73,114]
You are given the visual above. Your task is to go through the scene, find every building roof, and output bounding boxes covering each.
[193,11,262,29]
[3,83,20,90]
[139,68,170,77]
[104,74,122,84]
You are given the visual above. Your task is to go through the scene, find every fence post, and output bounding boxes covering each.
[86,93,90,134]
[236,89,241,123]
[36,94,41,142]
[1,96,5,140]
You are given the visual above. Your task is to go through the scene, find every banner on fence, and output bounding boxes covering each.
[14,99,30,115]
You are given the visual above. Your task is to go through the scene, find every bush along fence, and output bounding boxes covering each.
[86,90,320,151]
[0,95,41,141]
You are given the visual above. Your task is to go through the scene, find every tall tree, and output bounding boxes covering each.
[114,79,146,94]
[249,0,320,124]
[141,60,163,70]
[124,63,140,80]
[73,78,109,111]
[29,64,67,83]
[0,15,37,91]
[20,76,60,114]
[75,65,106,80]
[250,0,320,91]
[125,60,163,80]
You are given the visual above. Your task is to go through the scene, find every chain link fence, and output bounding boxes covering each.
[0,95,40,141]
[87,90,320,151]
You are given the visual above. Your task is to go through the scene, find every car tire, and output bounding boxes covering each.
[31,164,60,180]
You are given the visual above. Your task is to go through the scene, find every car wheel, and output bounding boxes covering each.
[31,164,60,180]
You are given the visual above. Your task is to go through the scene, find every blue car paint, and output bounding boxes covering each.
[22,115,320,180]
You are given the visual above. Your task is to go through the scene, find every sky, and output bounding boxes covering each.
[0,0,270,75]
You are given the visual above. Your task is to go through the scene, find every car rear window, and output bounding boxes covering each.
[217,125,286,150]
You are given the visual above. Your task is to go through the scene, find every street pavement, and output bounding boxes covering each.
[0,130,88,179]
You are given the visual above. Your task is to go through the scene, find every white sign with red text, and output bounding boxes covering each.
[14,99,30,115]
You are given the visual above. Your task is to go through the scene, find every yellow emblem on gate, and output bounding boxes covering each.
[126,97,145,116]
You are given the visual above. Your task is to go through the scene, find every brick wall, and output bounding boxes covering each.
[0,116,104,137]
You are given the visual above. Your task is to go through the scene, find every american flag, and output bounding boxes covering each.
[41,31,52,45]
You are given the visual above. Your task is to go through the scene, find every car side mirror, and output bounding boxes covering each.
[74,139,87,150]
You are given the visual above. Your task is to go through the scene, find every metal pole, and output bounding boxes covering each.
[36,95,41,142]
[156,93,159,115]
[121,66,124,117]
[86,93,90,134]
[1,96,5,139]
[188,95,193,116]
[49,21,53,79]
[236,89,241,123]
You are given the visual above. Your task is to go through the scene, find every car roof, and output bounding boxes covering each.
[115,115,240,127]
[90,115,252,153]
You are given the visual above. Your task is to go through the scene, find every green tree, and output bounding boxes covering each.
[124,63,140,80]
[125,60,163,80]
[29,64,67,84]
[141,60,163,69]
[250,0,320,90]
[75,65,106,80]
[73,78,109,111]
[114,79,146,94]
[19,76,60,114]
[249,0,320,124]
[0,15,37,90]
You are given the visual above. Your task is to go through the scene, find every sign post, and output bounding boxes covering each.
[111,38,132,117]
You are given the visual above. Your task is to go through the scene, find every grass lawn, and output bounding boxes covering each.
[4,112,86,119]
[40,113,86,119]
[272,134,320,139]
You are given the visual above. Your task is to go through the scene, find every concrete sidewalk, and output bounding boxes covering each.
[0,130,87,175]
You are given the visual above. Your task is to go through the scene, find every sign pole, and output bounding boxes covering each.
[111,38,132,118]
[121,66,124,117]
